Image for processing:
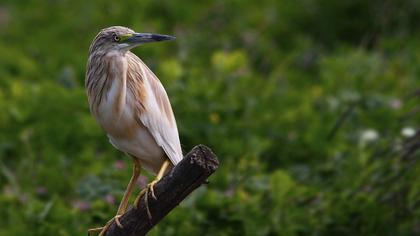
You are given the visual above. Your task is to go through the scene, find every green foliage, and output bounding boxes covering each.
[0,0,419,235]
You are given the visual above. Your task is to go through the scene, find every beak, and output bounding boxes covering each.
[125,33,176,45]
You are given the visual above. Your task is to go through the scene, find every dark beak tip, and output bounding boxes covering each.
[131,33,176,44]
[155,35,176,41]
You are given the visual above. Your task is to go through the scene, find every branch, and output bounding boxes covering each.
[105,145,219,236]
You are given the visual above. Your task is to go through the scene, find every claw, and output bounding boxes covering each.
[132,160,170,220]
[88,227,103,236]
[149,180,158,200]
[87,215,123,236]
[114,214,123,228]
[133,181,159,220]
[133,188,146,209]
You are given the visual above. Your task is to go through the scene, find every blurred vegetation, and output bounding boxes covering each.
[0,0,419,235]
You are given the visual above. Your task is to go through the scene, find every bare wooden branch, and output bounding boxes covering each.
[105,145,219,236]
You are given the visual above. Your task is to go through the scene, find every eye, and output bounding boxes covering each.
[113,35,120,42]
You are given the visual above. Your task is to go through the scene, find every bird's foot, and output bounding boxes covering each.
[133,180,159,219]
[134,180,159,207]
[88,214,123,236]
[147,179,159,200]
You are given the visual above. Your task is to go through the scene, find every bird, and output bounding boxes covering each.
[85,26,182,236]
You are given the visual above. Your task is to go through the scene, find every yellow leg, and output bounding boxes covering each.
[133,160,171,218]
[88,158,141,236]
[116,158,141,216]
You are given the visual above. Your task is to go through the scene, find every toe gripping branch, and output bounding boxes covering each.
[104,145,219,236]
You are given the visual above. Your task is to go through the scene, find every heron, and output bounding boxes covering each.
[85,26,182,235]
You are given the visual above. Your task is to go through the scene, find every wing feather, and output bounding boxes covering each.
[128,54,183,165]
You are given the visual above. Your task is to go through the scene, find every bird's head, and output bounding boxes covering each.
[89,26,175,55]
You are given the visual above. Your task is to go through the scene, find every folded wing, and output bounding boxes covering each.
[128,55,183,165]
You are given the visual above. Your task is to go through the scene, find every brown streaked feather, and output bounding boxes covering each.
[126,54,147,114]
[86,53,113,116]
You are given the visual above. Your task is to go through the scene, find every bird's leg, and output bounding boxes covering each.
[133,160,171,218]
[115,158,141,221]
[88,158,141,236]
[148,160,171,199]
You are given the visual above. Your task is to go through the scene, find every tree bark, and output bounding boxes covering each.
[105,144,219,236]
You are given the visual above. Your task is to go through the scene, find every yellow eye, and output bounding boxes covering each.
[113,35,120,42]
